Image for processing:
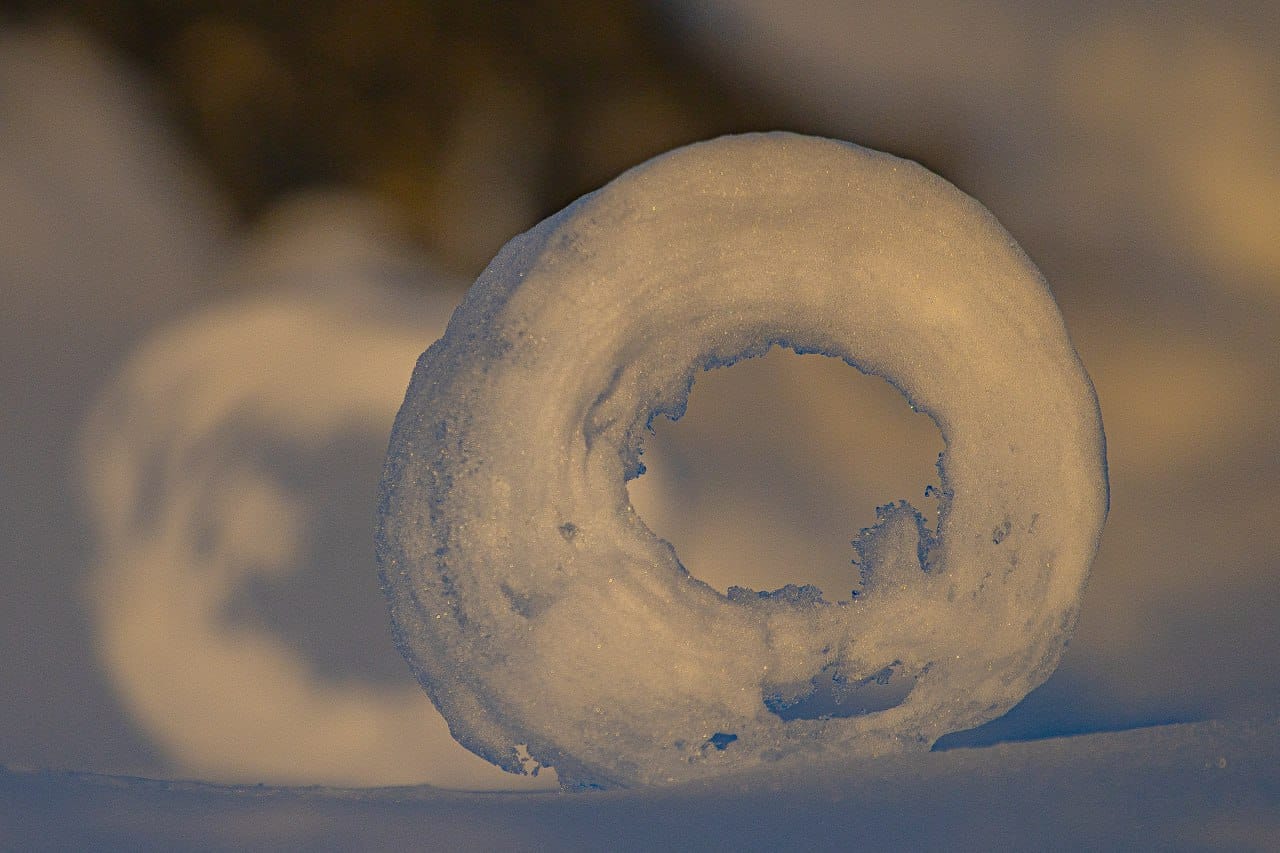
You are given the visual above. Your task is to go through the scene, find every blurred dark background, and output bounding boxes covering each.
[4,0,779,274]
[1,0,1276,789]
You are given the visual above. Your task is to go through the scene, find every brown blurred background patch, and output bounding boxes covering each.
[7,0,783,273]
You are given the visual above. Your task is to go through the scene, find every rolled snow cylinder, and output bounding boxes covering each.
[378,132,1108,789]
[80,204,554,789]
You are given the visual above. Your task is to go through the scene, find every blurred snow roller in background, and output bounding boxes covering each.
[78,195,555,789]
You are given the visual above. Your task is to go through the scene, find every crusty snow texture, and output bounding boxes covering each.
[377,132,1108,789]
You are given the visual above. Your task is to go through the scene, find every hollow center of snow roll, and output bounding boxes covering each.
[627,346,945,599]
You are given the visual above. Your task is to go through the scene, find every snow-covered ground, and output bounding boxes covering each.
[4,719,1277,849]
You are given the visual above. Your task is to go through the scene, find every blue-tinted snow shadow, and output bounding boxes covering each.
[934,669,1201,751]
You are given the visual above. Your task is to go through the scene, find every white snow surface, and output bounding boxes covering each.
[5,718,1276,850]
[378,133,1107,789]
